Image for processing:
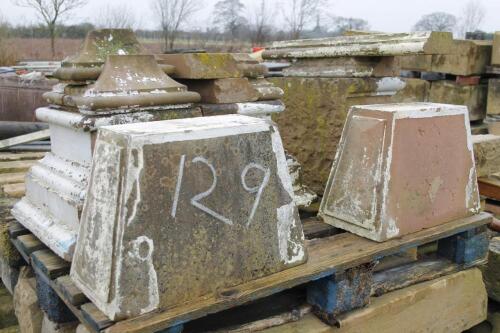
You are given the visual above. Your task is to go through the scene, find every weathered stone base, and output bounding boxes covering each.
[0,258,19,295]
[13,267,43,333]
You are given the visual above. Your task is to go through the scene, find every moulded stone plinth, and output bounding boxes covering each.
[71,115,307,320]
[319,103,480,242]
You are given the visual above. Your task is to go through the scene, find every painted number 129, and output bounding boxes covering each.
[170,155,270,227]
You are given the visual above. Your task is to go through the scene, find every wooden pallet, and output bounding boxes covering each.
[0,151,45,199]
[8,212,491,333]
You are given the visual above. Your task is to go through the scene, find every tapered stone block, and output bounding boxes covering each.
[71,115,307,320]
[319,103,480,241]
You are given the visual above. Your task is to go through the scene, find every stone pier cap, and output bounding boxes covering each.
[54,29,144,81]
[68,55,201,113]
[319,102,480,242]
[71,114,307,320]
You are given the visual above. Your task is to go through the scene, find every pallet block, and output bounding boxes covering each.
[306,224,488,324]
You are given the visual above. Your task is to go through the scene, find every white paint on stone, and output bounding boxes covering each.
[271,128,305,264]
[127,236,159,314]
[375,77,406,96]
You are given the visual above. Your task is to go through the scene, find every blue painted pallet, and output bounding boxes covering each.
[9,213,492,332]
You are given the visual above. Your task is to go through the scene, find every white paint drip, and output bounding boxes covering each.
[127,236,159,314]
[125,147,144,226]
[271,128,306,264]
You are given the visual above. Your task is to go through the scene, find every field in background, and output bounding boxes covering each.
[3,38,253,62]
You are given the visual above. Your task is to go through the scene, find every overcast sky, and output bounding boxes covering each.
[2,0,499,33]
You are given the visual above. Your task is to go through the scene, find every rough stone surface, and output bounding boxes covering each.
[472,135,500,178]
[429,80,488,121]
[488,79,500,116]
[179,78,259,104]
[13,267,43,333]
[71,115,307,320]
[156,53,243,79]
[0,258,19,295]
[319,103,480,241]
[269,77,429,194]
[399,39,492,76]
[75,324,91,333]
[0,285,17,329]
[493,32,500,67]
[489,120,500,135]
[482,237,500,302]
[41,315,78,333]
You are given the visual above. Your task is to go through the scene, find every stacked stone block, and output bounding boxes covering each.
[400,37,493,132]
[156,53,285,119]
[486,32,500,135]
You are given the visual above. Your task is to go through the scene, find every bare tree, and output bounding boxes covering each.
[13,0,88,59]
[459,0,485,37]
[413,12,457,32]
[282,0,325,39]
[250,0,274,44]
[330,16,370,35]
[213,0,247,40]
[152,0,201,51]
[95,4,137,30]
